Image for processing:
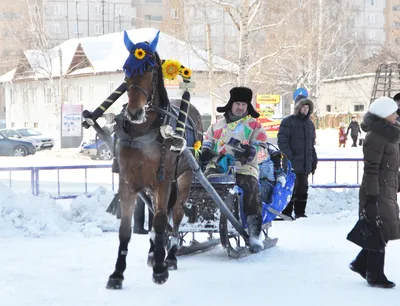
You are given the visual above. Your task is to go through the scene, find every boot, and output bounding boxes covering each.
[247,214,263,253]
[366,250,395,288]
[349,249,368,279]
[294,194,308,218]
[282,200,294,220]
[133,197,148,234]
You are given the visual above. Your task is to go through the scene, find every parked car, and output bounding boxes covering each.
[79,137,113,160]
[0,128,55,150]
[0,133,36,156]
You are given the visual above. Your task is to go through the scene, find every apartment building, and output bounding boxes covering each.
[384,0,400,49]
[351,0,386,58]
[43,0,133,44]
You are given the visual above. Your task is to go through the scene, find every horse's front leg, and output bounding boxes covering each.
[106,184,136,289]
[166,170,193,270]
[151,181,171,285]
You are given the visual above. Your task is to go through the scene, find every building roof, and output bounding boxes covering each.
[0,28,238,83]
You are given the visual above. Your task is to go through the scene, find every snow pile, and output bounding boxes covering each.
[307,188,359,215]
[0,183,119,238]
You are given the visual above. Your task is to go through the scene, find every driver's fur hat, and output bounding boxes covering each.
[217,87,260,118]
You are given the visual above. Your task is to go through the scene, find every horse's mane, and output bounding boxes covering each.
[154,52,170,110]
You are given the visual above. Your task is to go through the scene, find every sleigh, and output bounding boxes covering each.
[175,157,295,258]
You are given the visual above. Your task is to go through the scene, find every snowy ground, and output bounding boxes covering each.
[1,128,399,305]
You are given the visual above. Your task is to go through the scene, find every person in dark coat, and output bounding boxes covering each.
[346,116,362,147]
[349,96,400,289]
[277,94,317,219]
[393,93,400,121]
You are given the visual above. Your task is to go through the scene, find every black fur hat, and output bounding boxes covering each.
[216,87,260,118]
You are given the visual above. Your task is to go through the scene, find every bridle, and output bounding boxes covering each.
[126,64,158,112]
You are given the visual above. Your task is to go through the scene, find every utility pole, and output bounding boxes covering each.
[87,0,90,36]
[102,0,105,34]
[119,15,122,32]
[113,3,116,32]
[66,0,70,39]
[75,1,80,38]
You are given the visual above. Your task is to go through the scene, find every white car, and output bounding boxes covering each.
[0,128,55,150]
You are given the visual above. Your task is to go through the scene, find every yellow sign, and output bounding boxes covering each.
[256,94,280,104]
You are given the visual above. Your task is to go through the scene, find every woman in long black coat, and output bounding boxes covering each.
[349,97,400,289]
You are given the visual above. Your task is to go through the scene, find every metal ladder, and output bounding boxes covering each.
[370,62,400,104]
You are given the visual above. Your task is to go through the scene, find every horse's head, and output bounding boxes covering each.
[122,31,160,124]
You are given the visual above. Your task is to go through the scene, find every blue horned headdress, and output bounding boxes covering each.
[123,30,160,78]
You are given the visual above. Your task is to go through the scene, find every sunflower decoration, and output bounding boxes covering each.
[134,48,146,60]
[179,67,192,80]
[193,140,202,159]
[162,59,181,80]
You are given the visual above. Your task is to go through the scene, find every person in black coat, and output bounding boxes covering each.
[277,95,317,219]
[394,93,400,121]
[346,117,361,147]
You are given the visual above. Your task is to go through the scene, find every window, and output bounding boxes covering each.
[394,22,400,28]
[95,5,102,16]
[114,5,125,17]
[367,30,376,40]
[144,0,162,3]
[145,15,163,21]
[34,122,38,128]
[29,5,39,16]
[354,105,364,112]
[370,0,375,5]
[73,24,82,34]
[170,9,178,19]
[45,88,52,104]
[94,24,102,34]
[9,88,14,104]
[52,23,61,34]
[78,85,84,102]
[53,4,61,15]
[368,14,376,24]
[90,84,95,101]
[11,122,15,127]
[326,105,331,112]
[23,89,28,104]
[394,5,400,11]
[64,87,69,103]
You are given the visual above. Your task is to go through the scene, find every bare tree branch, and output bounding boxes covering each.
[249,6,298,32]
[248,0,262,27]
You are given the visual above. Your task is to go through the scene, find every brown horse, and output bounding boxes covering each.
[106,31,203,288]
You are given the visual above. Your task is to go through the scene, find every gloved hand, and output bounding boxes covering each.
[365,195,378,218]
[276,173,286,186]
[234,144,256,164]
[311,161,317,175]
[200,147,214,162]
[270,150,282,170]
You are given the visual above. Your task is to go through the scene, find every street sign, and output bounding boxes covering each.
[293,87,308,103]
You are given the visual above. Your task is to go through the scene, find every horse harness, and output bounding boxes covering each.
[114,69,199,182]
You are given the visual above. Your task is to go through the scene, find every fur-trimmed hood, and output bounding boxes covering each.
[361,112,400,143]
[294,98,314,117]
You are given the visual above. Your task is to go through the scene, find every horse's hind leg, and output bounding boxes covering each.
[166,170,193,270]
[106,186,136,290]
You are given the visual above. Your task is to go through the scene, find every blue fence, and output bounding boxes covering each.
[0,158,363,199]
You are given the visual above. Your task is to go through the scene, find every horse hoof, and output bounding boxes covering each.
[106,277,123,290]
[166,259,178,270]
[152,269,169,285]
[147,252,154,267]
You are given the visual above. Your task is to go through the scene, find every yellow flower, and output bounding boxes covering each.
[134,48,146,60]
[162,59,181,80]
[180,67,192,78]
[193,140,202,159]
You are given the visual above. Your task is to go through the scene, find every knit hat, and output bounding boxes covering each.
[217,87,260,118]
[369,97,398,119]
[393,93,400,101]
